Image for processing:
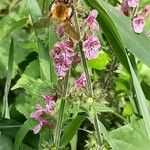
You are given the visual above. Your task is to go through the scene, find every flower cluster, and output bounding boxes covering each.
[83,10,101,60]
[49,9,101,82]
[121,0,150,34]
[31,94,57,134]
[121,0,139,15]
[50,40,74,79]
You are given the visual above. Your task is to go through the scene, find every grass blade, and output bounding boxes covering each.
[2,38,14,119]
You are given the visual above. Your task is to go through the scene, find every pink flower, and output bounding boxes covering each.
[33,123,41,134]
[75,73,87,89]
[83,35,101,60]
[144,5,150,14]
[132,15,145,33]
[42,94,57,102]
[127,0,138,8]
[85,10,99,31]
[121,0,129,16]
[42,94,57,113]
[33,120,49,134]
[30,105,46,121]
[31,94,57,134]
[50,40,74,79]
[56,25,64,37]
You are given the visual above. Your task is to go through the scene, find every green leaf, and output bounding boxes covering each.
[88,52,111,70]
[126,53,150,138]
[122,102,134,117]
[110,119,150,150]
[0,134,12,150]
[24,60,40,79]
[2,38,14,119]
[0,117,21,138]
[0,0,28,40]
[13,119,36,150]
[141,81,150,100]
[27,0,56,82]
[12,75,53,118]
[60,115,85,148]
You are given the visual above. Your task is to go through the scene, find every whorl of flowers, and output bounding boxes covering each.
[31,94,57,134]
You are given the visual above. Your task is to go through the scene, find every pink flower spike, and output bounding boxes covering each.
[33,124,42,134]
[83,35,100,60]
[85,9,99,31]
[75,73,87,89]
[56,25,64,37]
[127,0,138,8]
[132,15,145,33]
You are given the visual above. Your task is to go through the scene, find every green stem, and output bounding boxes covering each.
[73,3,103,147]
[94,114,103,149]
[78,41,93,96]
[54,70,70,147]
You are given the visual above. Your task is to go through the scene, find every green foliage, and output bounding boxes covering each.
[0,0,150,149]
[60,115,85,148]
[0,0,28,40]
[88,51,111,70]
[13,75,54,118]
[13,119,37,150]
[110,119,150,150]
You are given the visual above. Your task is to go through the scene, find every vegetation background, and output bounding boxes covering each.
[0,0,150,149]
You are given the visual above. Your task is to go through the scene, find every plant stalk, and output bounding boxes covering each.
[73,2,103,147]
[54,70,70,147]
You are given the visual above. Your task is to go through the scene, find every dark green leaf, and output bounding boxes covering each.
[13,119,36,150]
[60,115,85,148]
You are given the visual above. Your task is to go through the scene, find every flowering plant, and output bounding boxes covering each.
[0,0,150,150]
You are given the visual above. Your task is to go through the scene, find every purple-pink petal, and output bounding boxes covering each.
[132,15,145,33]
[56,25,64,37]
[121,0,129,16]
[33,124,42,134]
[30,107,46,121]
[50,40,75,79]
[83,35,100,59]
[85,9,99,31]
[84,48,99,60]
[127,0,138,8]
[75,73,87,89]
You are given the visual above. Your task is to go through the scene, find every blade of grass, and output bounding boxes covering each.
[126,52,150,138]
[27,0,53,81]
[2,38,14,119]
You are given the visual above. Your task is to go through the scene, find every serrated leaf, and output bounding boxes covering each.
[0,0,28,40]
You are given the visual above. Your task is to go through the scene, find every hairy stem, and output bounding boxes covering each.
[73,2,103,147]
[54,71,70,147]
